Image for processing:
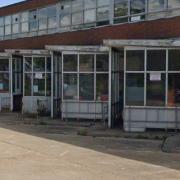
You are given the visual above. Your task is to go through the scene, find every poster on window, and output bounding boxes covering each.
[35,73,43,79]
[33,85,38,93]
[150,73,161,81]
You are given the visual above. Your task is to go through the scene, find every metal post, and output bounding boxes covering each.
[108,47,112,128]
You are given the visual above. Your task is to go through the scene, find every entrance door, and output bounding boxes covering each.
[111,48,124,128]
[12,56,23,112]
[53,52,62,118]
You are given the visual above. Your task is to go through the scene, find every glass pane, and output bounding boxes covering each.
[48,17,57,28]
[72,12,83,25]
[39,8,47,19]
[79,74,94,100]
[47,57,51,72]
[148,0,165,12]
[126,50,144,71]
[63,74,78,100]
[25,73,32,96]
[147,73,165,106]
[21,12,28,22]
[168,50,180,71]
[96,74,108,101]
[0,73,9,92]
[85,0,96,9]
[21,22,29,32]
[168,0,180,8]
[5,25,11,35]
[63,55,78,72]
[72,0,83,12]
[96,54,109,71]
[60,1,71,14]
[97,0,110,7]
[60,14,71,27]
[84,9,96,23]
[33,57,45,72]
[0,27,4,36]
[147,50,166,71]
[46,73,51,96]
[130,0,145,15]
[0,59,9,71]
[12,24,19,34]
[12,14,19,23]
[79,54,94,72]
[25,57,32,72]
[29,10,37,20]
[114,0,129,17]
[5,16,11,25]
[33,73,45,96]
[39,19,47,30]
[97,7,109,21]
[29,21,38,31]
[47,5,57,17]
[168,74,180,106]
[126,73,144,106]
[0,17,4,26]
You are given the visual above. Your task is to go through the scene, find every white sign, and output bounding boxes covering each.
[131,16,141,22]
[35,73,43,79]
[150,73,161,81]
[33,85,39,93]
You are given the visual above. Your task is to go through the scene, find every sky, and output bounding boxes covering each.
[0,0,24,7]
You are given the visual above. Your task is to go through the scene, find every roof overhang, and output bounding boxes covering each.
[103,39,180,48]
[45,45,109,52]
[5,49,50,56]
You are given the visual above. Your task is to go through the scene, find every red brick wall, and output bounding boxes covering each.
[0,16,180,51]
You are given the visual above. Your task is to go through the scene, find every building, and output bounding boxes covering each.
[0,0,180,132]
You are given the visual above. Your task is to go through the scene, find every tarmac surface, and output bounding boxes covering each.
[0,122,180,180]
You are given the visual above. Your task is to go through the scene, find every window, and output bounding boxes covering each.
[60,1,71,28]
[63,74,78,100]
[146,73,165,106]
[33,57,45,72]
[24,56,51,96]
[97,7,109,21]
[79,54,94,72]
[85,0,96,9]
[47,6,57,29]
[147,50,166,71]
[0,59,9,71]
[168,0,180,9]
[96,74,108,101]
[60,14,71,27]
[84,9,96,23]
[114,0,129,17]
[72,12,83,25]
[96,54,109,71]
[29,10,38,31]
[21,12,29,33]
[79,74,94,100]
[168,50,180,71]
[33,73,45,96]
[168,74,180,106]
[126,50,144,71]
[148,0,165,12]
[0,73,9,93]
[63,55,78,72]
[72,0,83,12]
[126,74,144,106]
[63,53,109,101]
[0,17,4,26]
[130,0,145,15]
[97,0,110,25]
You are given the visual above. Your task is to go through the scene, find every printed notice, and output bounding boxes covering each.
[150,73,161,81]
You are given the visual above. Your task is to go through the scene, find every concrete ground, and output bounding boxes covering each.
[0,114,180,179]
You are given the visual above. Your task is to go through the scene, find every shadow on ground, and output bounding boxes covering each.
[0,113,180,171]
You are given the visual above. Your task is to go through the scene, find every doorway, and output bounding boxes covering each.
[12,55,23,112]
[111,48,124,128]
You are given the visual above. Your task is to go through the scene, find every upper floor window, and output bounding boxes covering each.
[168,0,180,9]
[130,0,145,15]
[114,0,129,17]
[148,0,165,12]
